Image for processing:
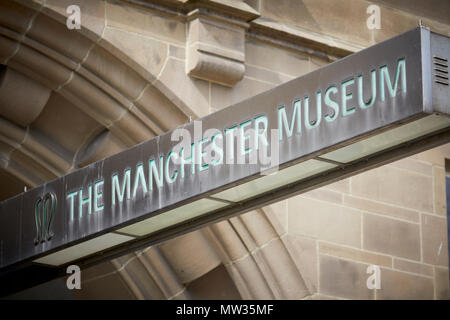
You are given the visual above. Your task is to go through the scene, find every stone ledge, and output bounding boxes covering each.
[248,18,362,61]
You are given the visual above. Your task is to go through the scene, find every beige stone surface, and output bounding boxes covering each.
[159,231,221,284]
[0,1,37,35]
[243,0,259,11]
[208,220,249,262]
[31,92,102,154]
[284,234,318,292]
[388,157,433,176]
[227,216,257,253]
[100,27,168,83]
[126,104,160,138]
[351,165,433,213]
[78,131,127,167]
[155,58,210,117]
[6,60,60,92]
[82,43,148,101]
[187,47,245,86]
[0,140,14,157]
[438,143,450,160]
[211,76,274,110]
[227,255,274,299]
[79,261,116,282]
[186,264,241,300]
[0,117,26,150]
[302,188,343,205]
[62,73,124,125]
[9,150,56,182]
[6,166,38,189]
[309,56,329,70]
[246,39,310,77]
[319,254,374,300]
[344,194,419,223]
[257,238,310,299]
[141,247,188,299]
[433,166,447,216]
[27,13,94,63]
[319,241,392,268]
[259,0,449,48]
[363,213,420,260]
[105,1,185,44]
[44,0,106,41]
[135,85,187,133]
[323,178,350,193]
[13,0,45,8]
[244,65,293,85]
[189,17,245,53]
[210,0,260,16]
[0,34,19,64]
[10,41,73,90]
[111,109,155,145]
[223,262,252,299]
[413,145,450,167]
[0,67,50,127]
[421,214,449,266]
[169,45,185,60]
[262,199,288,235]
[238,210,278,247]
[393,258,434,277]
[77,272,135,299]
[288,196,361,248]
[118,257,168,299]
[0,168,30,200]
[18,129,73,175]
[378,268,434,300]
[249,17,361,58]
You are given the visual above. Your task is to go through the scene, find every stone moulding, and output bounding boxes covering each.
[186,9,251,87]
[186,44,246,86]
[124,0,360,86]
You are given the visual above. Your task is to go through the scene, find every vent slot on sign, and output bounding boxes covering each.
[433,56,448,86]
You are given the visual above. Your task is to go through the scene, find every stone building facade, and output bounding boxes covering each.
[0,0,449,299]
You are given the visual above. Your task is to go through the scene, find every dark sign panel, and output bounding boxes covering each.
[0,28,449,277]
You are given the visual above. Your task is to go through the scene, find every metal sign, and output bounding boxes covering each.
[0,27,449,291]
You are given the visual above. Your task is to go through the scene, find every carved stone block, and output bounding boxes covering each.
[186,13,247,86]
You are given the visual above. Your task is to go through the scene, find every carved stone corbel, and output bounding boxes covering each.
[186,1,259,87]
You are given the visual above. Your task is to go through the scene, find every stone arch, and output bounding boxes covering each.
[0,0,188,188]
[0,0,312,300]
